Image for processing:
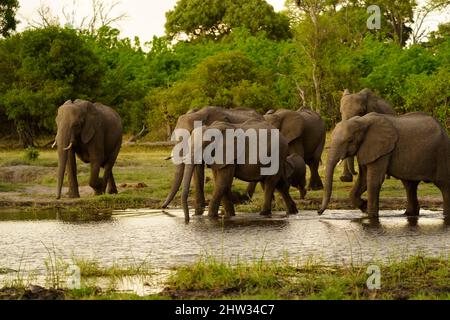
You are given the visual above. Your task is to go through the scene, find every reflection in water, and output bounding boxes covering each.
[0,209,113,223]
[0,209,448,274]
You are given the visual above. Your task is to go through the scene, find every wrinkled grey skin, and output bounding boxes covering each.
[339,89,396,182]
[286,154,307,200]
[162,107,264,214]
[181,120,298,222]
[55,100,123,199]
[319,112,450,218]
[263,108,325,191]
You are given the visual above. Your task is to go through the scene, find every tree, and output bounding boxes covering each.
[411,0,450,44]
[29,0,127,35]
[374,0,417,46]
[0,27,104,147]
[165,0,291,41]
[0,0,19,37]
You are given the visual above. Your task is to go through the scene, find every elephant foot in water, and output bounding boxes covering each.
[259,210,272,216]
[194,207,205,216]
[66,191,80,199]
[404,207,420,217]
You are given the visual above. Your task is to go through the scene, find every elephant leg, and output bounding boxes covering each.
[260,176,278,216]
[244,182,257,201]
[104,163,118,195]
[89,163,104,196]
[340,158,355,182]
[436,183,450,217]
[348,156,357,175]
[208,167,234,218]
[402,180,420,216]
[105,145,120,195]
[299,186,307,200]
[222,189,236,217]
[277,181,298,215]
[307,159,323,191]
[366,159,389,218]
[350,165,367,212]
[67,150,80,198]
[193,164,206,216]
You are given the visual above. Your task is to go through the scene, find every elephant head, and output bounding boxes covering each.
[162,107,229,209]
[264,109,305,144]
[162,107,264,209]
[318,113,398,215]
[55,99,98,199]
[341,89,395,120]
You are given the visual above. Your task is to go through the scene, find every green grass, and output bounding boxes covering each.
[162,255,450,300]
[2,255,448,300]
[73,258,154,278]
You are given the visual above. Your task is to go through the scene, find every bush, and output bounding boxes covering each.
[24,147,39,161]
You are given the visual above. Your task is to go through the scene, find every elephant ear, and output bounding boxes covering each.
[280,113,304,143]
[356,114,398,165]
[81,102,98,144]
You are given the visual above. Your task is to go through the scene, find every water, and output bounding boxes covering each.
[0,208,449,273]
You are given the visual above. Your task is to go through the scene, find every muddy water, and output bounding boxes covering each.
[0,209,449,274]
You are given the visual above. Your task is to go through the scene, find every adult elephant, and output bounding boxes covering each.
[55,99,123,199]
[318,112,450,218]
[340,89,396,182]
[181,120,298,221]
[162,107,264,214]
[263,108,326,191]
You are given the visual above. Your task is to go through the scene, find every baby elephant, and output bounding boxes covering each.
[286,154,307,200]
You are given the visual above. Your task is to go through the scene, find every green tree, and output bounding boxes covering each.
[0,0,18,37]
[0,26,103,147]
[84,26,151,133]
[165,0,291,41]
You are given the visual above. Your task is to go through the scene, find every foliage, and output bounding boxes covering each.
[165,0,291,41]
[0,0,449,146]
[0,26,104,147]
[24,146,40,161]
[0,0,18,37]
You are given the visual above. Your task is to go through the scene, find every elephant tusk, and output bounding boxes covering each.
[52,141,57,149]
[337,159,344,167]
[64,143,73,151]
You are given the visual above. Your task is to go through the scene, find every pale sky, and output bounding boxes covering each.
[17,0,449,44]
[17,0,286,43]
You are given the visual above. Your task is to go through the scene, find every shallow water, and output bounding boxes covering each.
[0,208,449,275]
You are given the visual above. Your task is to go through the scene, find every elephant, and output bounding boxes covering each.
[318,112,450,218]
[339,89,396,182]
[55,99,123,199]
[263,108,325,191]
[181,120,298,221]
[286,154,307,200]
[162,106,264,214]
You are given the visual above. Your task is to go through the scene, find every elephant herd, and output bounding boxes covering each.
[54,90,450,222]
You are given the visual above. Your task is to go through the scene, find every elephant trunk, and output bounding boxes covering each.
[162,164,185,208]
[56,132,72,200]
[318,148,341,215]
[181,164,195,222]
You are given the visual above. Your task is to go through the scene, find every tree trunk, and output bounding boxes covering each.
[16,120,35,148]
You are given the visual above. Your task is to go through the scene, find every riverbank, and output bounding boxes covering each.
[1,255,449,300]
[0,145,444,213]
